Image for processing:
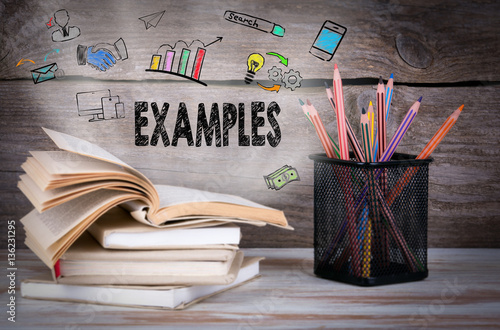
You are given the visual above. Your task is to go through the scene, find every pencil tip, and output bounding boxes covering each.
[306,99,312,106]
[418,96,423,102]
[298,99,304,106]
[334,63,338,70]
[379,76,383,84]
[324,81,330,88]
[361,107,366,114]
[369,101,373,106]
[390,73,394,79]
[459,104,464,111]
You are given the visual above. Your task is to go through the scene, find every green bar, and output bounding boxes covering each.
[178,48,190,75]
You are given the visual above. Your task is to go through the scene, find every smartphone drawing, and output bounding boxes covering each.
[101,96,121,119]
[309,21,346,61]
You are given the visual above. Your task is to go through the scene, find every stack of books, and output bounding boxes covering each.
[18,128,291,309]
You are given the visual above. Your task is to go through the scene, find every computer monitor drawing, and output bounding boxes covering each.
[76,89,111,122]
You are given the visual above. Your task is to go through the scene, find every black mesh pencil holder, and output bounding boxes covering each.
[309,153,433,286]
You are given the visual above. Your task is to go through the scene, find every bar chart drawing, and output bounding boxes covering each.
[145,38,221,86]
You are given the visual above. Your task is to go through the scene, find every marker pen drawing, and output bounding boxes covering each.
[224,10,285,37]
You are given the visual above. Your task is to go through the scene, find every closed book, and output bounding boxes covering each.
[57,232,241,285]
[88,207,241,249]
[21,257,263,310]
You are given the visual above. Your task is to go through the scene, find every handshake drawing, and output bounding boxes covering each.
[77,38,128,72]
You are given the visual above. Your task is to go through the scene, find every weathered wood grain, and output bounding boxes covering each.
[1,0,499,249]
[0,0,499,83]
[1,248,499,328]
[1,79,499,248]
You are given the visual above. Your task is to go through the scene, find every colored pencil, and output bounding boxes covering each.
[360,107,373,276]
[360,107,373,162]
[372,183,420,271]
[312,85,360,274]
[326,82,365,162]
[333,64,350,160]
[328,80,366,276]
[385,104,464,205]
[299,99,341,159]
[417,104,464,160]
[376,76,386,161]
[299,99,335,159]
[379,97,422,162]
[361,203,372,278]
[367,101,375,150]
[345,116,365,162]
[385,73,394,121]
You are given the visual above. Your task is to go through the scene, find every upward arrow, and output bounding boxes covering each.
[266,52,288,66]
[203,37,223,47]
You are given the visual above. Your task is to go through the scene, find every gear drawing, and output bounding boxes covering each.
[282,69,303,91]
[267,66,283,82]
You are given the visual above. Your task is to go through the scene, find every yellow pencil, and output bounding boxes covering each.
[367,101,375,150]
[360,107,373,162]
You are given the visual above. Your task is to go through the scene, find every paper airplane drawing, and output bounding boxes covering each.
[139,10,165,30]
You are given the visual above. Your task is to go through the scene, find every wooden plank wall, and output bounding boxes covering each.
[1,0,499,248]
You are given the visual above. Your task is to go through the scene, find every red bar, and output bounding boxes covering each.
[191,47,206,80]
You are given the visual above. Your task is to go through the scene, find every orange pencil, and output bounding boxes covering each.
[385,104,465,206]
[417,104,464,159]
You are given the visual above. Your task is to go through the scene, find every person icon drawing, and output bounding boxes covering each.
[51,9,80,42]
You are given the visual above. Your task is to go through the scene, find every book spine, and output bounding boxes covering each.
[54,259,61,278]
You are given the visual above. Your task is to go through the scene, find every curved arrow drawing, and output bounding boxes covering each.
[266,52,288,66]
[257,82,281,92]
[16,58,35,67]
[44,49,60,61]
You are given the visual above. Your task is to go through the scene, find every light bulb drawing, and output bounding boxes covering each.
[245,53,265,84]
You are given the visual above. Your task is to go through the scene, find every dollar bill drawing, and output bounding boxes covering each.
[264,165,300,190]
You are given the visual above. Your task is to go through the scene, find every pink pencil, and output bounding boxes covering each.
[326,82,364,162]
[333,64,350,160]
[300,99,336,159]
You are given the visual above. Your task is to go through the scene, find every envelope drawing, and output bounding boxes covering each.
[31,63,58,84]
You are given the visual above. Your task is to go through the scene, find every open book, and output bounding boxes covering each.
[18,128,291,268]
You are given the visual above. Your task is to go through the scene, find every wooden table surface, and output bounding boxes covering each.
[1,248,499,329]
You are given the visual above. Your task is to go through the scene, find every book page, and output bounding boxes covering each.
[30,151,129,175]
[43,128,130,168]
[155,185,275,210]
[18,174,143,212]
[42,128,155,194]
[20,189,142,251]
